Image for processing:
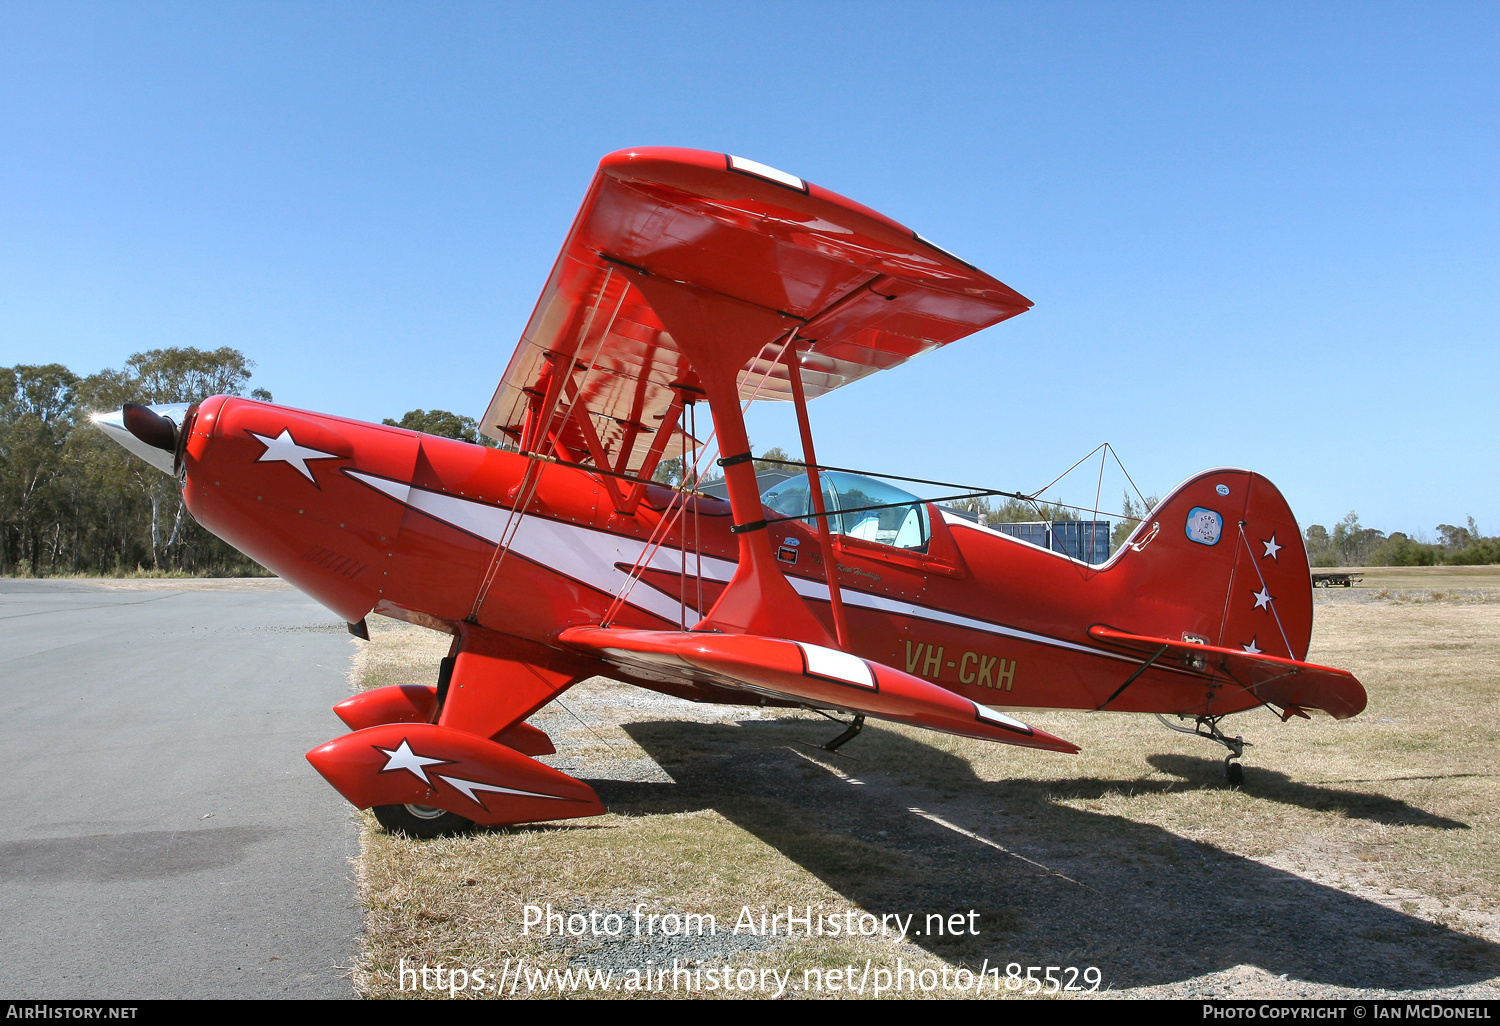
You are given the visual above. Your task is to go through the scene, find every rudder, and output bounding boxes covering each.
[1107,469,1313,662]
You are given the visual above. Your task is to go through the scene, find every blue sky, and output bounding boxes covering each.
[2,2,1495,537]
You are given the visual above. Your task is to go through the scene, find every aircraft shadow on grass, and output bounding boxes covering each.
[1143,754,1469,831]
[578,717,1497,991]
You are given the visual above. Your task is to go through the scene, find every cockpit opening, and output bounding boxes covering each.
[760,471,929,551]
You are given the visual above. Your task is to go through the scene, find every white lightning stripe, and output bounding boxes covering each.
[350,472,413,505]
[438,775,565,805]
[345,471,1134,665]
[781,575,1135,664]
[348,471,693,623]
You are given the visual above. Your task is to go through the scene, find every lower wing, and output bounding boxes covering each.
[558,627,1078,753]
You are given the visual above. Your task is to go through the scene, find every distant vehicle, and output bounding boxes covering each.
[95,147,1367,835]
[1312,572,1364,588]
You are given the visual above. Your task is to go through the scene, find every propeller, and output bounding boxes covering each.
[121,403,178,452]
[92,402,193,476]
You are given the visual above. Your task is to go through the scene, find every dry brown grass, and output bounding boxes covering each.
[349,575,1500,1000]
[1316,564,1500,595]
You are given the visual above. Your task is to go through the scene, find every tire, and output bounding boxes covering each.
[1225,762,1245,788]
[372,803,475,839]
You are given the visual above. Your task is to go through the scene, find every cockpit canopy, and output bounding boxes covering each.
[761,471,929,551]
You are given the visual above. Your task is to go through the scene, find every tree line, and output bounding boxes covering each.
[4,349,1495,574]
[0,348,503,577]
[932,490,1498,567]
[1106,496,1496,566]
[1,350,272,576]
[1303,512,1497,567]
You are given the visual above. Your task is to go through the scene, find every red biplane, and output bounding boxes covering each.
[96,148,1366,837]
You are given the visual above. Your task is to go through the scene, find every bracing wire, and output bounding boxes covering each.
[470,270,627,617]
[601,330,797,628]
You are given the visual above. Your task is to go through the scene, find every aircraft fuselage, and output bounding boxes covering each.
[183,395,1298,720]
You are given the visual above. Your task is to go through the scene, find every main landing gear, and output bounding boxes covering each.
[822,713,865,753]
[794,710,866,756]
[1155,713,1250,788]
[373,803,475,840]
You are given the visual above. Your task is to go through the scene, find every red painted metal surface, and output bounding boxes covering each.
[558,626,1078,753]
[480,147,1031,475]
[334,685,438,732]
[137,149,1366,829]
[1086,627,1365,720]
[306,722,603,827]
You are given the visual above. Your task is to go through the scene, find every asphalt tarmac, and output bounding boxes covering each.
[0,579,361,999]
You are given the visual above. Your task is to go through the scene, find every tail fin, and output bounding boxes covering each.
[1107,469,1313,663]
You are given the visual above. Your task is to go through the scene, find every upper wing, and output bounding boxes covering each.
[558,626,1078,753]
[481,148,1032,475]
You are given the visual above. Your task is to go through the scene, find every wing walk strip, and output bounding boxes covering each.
[345,470,1139,667]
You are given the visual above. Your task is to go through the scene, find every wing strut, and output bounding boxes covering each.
[623,266,837,647]
[784,339,851,649]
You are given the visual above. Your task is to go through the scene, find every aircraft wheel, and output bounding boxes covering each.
[373,803,474,839]
[1225,762,1245,788]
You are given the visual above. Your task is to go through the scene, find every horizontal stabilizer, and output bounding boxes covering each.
[559,626,1078,753]
[1087,625,1367,720]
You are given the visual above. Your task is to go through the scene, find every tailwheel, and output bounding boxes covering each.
[1225,759,1245,788]
[373,803,475,839]
[1156,713,1251,789]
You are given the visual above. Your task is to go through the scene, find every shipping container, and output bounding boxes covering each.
[992,520,1111,564]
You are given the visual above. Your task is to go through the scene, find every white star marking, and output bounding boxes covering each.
[1262,535,1283,560]
[438,774,564,806]
[1253,587,1274,610]
[375,739,450,784]
[1243,639,1262,655]
[250,428,340,482]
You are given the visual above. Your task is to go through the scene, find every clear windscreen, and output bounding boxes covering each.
[760,471,928,551]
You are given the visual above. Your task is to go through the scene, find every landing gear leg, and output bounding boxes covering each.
[1155,714,1250,788]
[823,714,864,753]
[794,710,865,758]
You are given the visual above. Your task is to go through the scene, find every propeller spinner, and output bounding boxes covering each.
[92,402,193,475]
